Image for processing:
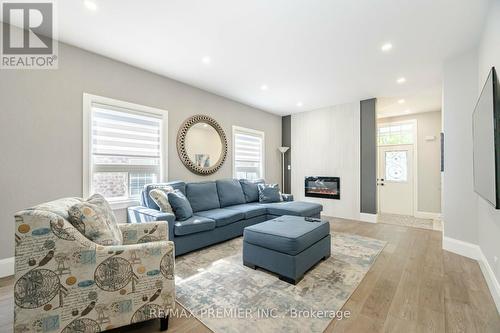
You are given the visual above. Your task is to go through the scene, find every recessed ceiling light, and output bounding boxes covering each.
[398,99,406,104]
[397,77,406,84]
[296,102,303,107]
[84,0,98,11]
[201,56,211,64]
[381,43,393,52]
[260,84,268,91]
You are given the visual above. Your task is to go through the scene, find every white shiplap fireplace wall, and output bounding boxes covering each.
[291,102,361,220]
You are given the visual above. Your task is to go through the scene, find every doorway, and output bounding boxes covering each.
[377,120,418,217]
[377,144,414,215]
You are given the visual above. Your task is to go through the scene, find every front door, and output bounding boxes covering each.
[377,145,414,215]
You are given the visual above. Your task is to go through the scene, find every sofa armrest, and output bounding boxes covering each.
[119,221,169,244]
[282,193,294,201]
[128,206,175,242]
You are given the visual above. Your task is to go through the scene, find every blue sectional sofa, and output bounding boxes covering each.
[128,179,323,256]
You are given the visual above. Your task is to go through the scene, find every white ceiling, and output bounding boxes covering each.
[53,0,489,115]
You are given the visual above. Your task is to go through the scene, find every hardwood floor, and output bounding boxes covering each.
[1,218,499,332]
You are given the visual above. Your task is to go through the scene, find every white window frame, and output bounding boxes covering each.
[377,120,416,146]
[83,93,168,209]
[232,126,265,180]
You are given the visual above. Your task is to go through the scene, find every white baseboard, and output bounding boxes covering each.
[415,211,441,219]
[478,250,500,314]
[443,236,482,260]
[359,213,377,223]
[443,236,500,314]
[0,257,14,278]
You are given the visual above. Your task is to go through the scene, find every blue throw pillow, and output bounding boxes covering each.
[167,190,193,221]
[257,183,282,203]
[240,179,265,202]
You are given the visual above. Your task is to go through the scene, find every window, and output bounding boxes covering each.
[83,94,167,206]
[385,151,408,182]
[232,126,264,180]
[378,122,414,145]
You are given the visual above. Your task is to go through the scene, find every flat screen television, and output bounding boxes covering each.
[473,67,500,209]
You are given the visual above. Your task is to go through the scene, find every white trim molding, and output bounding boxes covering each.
[443,236,500,313]
[415,211,441,219]
[82,93,168,208]
[359,213,378,223]
[0,257,14,278]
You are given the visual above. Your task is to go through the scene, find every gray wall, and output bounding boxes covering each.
[360,98,377,214]
[476,0,500,287]
[281,115,291,193]
[0,41,282,260]
[380,111,442,213]
[442,49,479,245]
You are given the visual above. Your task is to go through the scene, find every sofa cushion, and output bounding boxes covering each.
[195,208,245,227]
[239,179,265,202]
[68,194,123,246]
[243,215,330,255]
[142,181,186,210]
[225,203,267,219]
[149,187,174,213]
[186,181,220,212]
[258,183,282,203]
[262,201,323,217]
[216,179,246,207]
[174,216,216,236]
[167,190,193,221]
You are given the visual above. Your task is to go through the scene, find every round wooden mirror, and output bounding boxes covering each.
[177,115,227,175]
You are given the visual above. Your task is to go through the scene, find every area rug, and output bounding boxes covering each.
[175,232,386,333]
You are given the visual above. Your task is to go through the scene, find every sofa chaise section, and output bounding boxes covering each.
[128,179,323,256]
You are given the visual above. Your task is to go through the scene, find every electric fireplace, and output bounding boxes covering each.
[304,176,340,199]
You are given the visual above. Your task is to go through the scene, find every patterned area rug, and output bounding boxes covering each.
[175,232,386,333]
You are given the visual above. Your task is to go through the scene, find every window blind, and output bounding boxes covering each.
[90,103,163,200]
[234,129,263,180]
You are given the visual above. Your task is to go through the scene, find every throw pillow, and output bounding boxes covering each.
[257,183,282,203]
[149,187,174,213]
[167,190,194,221]
[240,179,265,202]
[68,194,123,246]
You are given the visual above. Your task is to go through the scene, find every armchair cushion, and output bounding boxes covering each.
[68,194,123,246]
[119,221,169,244]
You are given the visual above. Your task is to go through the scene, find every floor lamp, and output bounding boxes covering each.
[278,146,289,193]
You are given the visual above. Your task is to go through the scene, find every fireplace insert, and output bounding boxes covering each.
[304,176,340,199]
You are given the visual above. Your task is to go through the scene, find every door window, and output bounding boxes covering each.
[385,151,408,182]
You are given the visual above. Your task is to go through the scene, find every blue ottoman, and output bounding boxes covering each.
[243,215,331,284]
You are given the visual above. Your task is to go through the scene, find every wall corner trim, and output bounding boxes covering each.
[0,257,14,278]
[443,237,500,314]
[359,213,378,223]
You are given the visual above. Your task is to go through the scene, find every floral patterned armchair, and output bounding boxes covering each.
[13,198,175,333]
